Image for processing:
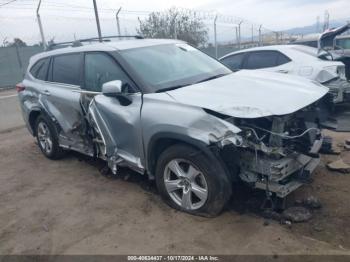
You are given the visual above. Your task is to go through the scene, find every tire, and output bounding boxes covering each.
[35,114,65,160]
[155,144,231,217]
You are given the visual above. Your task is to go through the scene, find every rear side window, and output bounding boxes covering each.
[221,53,245,71]
[84,52,131,92]
[276,53,291,66]
[52,54,82,85]
[243,51,290,69]
[30,58,50,81]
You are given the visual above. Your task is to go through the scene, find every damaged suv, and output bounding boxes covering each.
[18,38,326,216]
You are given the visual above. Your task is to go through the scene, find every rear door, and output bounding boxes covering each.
[43,53,86,145]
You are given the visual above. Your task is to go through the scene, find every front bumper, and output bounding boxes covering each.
[325,78,350,104]
[239,137,323,198]
[344,88,350,102]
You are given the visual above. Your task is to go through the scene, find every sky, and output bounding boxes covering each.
[0,0,349,44]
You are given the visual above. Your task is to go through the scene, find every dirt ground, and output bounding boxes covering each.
[0,127,350,255]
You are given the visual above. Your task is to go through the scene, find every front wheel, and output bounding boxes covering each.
[155,144,231,217]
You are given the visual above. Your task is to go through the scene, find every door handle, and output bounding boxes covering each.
[43,90,51,96]
[277,69,289,74]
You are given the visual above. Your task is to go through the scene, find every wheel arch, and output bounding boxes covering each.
[28,109,42,136]
[146,132,230,181]
[28,108,60,137]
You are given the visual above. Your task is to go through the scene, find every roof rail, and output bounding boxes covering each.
[47,35,144,50]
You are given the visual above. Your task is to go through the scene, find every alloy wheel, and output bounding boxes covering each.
[164,159,208,210]
[37,121,53,155]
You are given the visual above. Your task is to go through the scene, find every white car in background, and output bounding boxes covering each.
[220,45,350,105]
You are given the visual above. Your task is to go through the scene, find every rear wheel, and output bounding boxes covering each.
[35,115,65,159]
[155,144,231,217]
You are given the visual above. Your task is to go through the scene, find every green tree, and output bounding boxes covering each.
[7,38,27,47]
[137,7,208,47]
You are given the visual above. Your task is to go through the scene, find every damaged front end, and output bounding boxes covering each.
[216,111,322,198]
[317,64,350,104]
[323,77,350,104]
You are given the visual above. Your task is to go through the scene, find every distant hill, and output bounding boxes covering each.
[283,18,349,35]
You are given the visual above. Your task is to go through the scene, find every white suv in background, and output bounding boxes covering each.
[220,45,350,105]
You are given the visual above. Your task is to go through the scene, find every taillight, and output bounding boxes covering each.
[16,83,25,92]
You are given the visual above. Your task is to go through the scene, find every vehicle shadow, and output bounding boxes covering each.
[68,150,285,219]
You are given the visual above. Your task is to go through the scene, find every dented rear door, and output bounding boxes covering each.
[43,53,85,138]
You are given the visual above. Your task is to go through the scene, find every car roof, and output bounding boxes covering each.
[219,44,321,61]
[219,44,345,67]
[30,38,185,64]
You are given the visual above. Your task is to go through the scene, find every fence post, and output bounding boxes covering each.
[36,0,47,50]
[116,7,122,36]
[214,14,218,59]
[258,25,262,46]
[238,21,243,50]
[93,0,103,42]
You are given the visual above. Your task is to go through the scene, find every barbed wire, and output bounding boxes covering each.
[0,0,272,30]
[0,0,277,45]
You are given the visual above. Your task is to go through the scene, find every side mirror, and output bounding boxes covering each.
[102,80,123,97]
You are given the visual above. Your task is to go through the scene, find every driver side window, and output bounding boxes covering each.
[84,52,131,92]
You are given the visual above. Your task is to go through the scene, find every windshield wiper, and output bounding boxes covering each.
[193,73,229,84]
[155,84,190,93]
[155,73,229,93]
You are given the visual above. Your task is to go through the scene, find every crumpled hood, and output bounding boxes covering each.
[166,70,328,118]
[318,23,350,51]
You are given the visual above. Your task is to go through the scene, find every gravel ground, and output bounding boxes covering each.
[0,127,349,255]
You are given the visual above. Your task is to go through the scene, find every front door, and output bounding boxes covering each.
[82,52,144,171]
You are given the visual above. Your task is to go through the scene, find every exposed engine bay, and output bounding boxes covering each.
[214,105,323,199]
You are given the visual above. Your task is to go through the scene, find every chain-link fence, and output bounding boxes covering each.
[0,46,43,88]
[0,4,292,88]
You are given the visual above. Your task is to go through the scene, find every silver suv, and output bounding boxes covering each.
[18,38,326,216]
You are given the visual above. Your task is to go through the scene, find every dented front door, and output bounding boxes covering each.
[89,93,144,171]
[83,51,145,171]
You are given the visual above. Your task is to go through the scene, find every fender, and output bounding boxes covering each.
[146,131,231,179]
[27,106,62,136]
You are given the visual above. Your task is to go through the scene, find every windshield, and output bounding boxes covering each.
[120,43,231,92]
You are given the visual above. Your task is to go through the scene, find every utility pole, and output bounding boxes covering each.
[36,0,47,50]
[214,14,218,59]
[116,7,122,36]
[92,0,102,42]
